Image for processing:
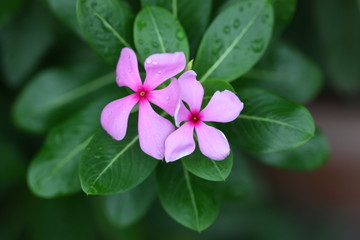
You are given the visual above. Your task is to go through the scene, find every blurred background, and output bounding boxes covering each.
[1,0,360,239]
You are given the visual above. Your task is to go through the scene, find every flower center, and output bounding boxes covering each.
[139,91,146,97]
[189,112,201,124]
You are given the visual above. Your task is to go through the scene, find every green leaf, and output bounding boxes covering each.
[27,97,120,198]
[194,0,274,82]
[255,129,329,171]
[47,0,82,36]
[272,0,296,35]
[0,0,25,28]
[156,162,220,231]
[141,0,212,53]
[202,78,235,106]
[221,88,315,153]
[13,66,113,133]
[0,136,25,191]
[0,2,56,87]
[77,0,134,65]
[234,41,323,103]
[182,149,233,181]
[102,176,156,227]
[134,6,189,62]
[315,0,360,95]
[80,115,158,194]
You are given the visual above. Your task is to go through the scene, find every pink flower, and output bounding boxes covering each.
[165,71,244,162]
[101,48,186,160]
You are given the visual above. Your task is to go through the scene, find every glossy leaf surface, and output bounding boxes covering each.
[194,0,273,82]
[134,6,189,61]
[222,88,315,153]
[80,115,158,195]
[77,0,134,65]
[255,129,329,170]
[234,42,323,103]
[156,162,220,231]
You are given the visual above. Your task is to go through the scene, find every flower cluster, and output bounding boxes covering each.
[101,48,243,162]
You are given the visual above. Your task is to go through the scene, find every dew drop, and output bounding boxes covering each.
[157,70,162,74]
[250,38,265,53]
[165,96,169,100]
[239,6,244,12]
[223,25,230,34]
[138,39,144,45]
[144,48,150,54]
[247,2,253,7]
[176,29,185,40]
[146,58,152,64]
[137,21,147,31]
[233,19,240,29]
[152,61,158,65]
[151,41,159,48]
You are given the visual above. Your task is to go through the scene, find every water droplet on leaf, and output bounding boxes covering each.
[251,38,265,53]
[223,25,231,34]
[176,29,185,40]
[233,19,240,29]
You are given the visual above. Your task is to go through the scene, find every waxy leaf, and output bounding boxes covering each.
[27,97,121,198]
[102,177,156,227]
[255,129,329,171]
[234,42,323,103]
[156,162,220,231]
[13,66,113,133]
[134,6,189,62]
[77,0,134,65]
[315,0,360,95]
[0,2,56,87]
[194,0,273,82]
[182,149,233,181]
[47,0,81,36]
[141,0,212,53]
[80,115,158,194]
[222,88,315,153]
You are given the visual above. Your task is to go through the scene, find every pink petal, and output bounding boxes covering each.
[147,78,179,116]
[174,101,191,127]
[201,90,244,123]
[195,122,230,161]
[138,101,175,160]
[178,70,203,112]
[143,52,186,90]
[101,94,138,140]
[165,122,195,162]
[116,48,142,92]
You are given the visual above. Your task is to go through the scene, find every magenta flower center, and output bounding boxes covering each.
[189,112,201,125]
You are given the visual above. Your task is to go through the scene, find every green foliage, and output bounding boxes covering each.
[134,6,189,61]
[141,0,212,52]
[27,98,116,198]
[102,177,156,227]
[0,2,56,87]
[272,0,296,35]
[234,41,323,103]
[194,0,274,82]
[222,88,315,153]
[77,0,134,65]
[182,149,233,181]
[255,129,329,171]
[13,65,113,133]
[80,116,158,194]
[156,162,220,231]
